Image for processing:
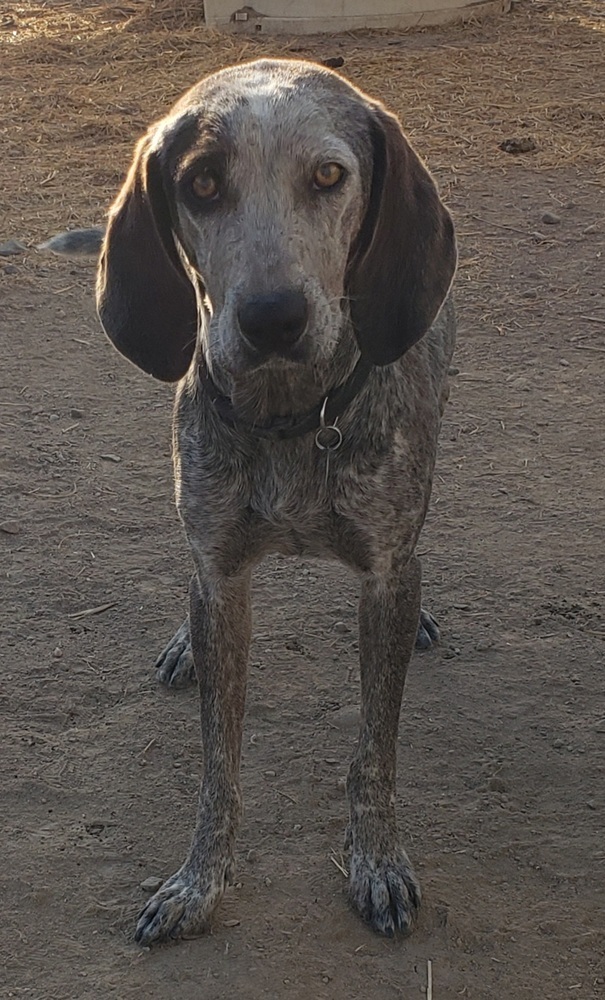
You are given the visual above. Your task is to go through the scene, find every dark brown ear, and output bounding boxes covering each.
[346,107,457,366]
[96,134,198,382]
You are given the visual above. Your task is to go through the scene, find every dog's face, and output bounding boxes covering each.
[161,62,372,381]
[97,59,456,392]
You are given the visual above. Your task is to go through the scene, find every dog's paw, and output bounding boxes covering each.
[415,608,440,650]
[134,864,227,946]
[154,620,195,688]
[349,848,421,937]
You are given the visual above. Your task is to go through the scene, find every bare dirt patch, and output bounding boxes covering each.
[1,2,604,997]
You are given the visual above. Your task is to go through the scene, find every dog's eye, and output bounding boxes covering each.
[191,172,219,201]
[313,162,345,190]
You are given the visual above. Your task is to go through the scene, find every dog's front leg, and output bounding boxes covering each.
[347,553,422,937]
[135,569,251,946]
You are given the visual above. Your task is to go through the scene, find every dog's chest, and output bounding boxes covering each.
[246,450,353,558]
[179,429,429,580]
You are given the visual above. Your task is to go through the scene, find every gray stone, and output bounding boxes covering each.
[140,876,163,892]
[0,240,27,256]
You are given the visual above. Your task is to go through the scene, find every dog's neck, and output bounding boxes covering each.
[212,335,361,425]
[199,334,373,440]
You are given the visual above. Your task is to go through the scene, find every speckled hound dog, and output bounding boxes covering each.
[46,58,457,945]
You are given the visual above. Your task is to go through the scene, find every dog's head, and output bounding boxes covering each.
[97,59,456,392]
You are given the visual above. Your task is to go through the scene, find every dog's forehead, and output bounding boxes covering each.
[156,60,372,163]
[181,59,366,116]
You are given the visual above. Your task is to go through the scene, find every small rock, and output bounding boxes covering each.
[322,56,345,69]
[448,366,460,375]
[488,777,507,793]
[559,359,569,367]
[100,453,121,462]
[70,408,85,419]
[553,738,565,749]
[332,706,359,732]
[223,918,241,928]
[2,264,18,275]
[140,876,163,892]
[499,137,537,155]
[586,800,596,811]
[85,821,105,835]
[0,521,21,535]
[52,647,63,659]
[0,239,27,257]
[475,640,494,652]
[541,212,561,226]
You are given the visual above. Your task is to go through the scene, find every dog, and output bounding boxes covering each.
[43,58,457,944]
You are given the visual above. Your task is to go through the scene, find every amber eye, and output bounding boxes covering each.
[313,162,345,190]
[191,172,219,200]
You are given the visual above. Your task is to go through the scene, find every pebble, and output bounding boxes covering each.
[541,212,561,226]
[475,640,494,652]
[0,521,21,535]
[331,706,359,732]
[499,137,537,154]
[0,239,27,256]
[70,408,85,419]
[2,264,18,275]
[521,289,537,299]
[488,777,508,793]
[140,876,163,892]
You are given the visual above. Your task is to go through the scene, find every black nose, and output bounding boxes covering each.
[237,289,308,355]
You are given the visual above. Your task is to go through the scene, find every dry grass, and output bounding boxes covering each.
[1,0,603,239]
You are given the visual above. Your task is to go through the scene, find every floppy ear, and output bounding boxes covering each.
[96,133,198,382]
[346,107,457,366]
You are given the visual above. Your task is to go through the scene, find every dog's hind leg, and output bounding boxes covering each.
[416,607,440,649]
[156,601,439,690]
[155,619,194,688]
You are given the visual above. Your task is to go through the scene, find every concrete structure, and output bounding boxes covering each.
[204,0,512,35]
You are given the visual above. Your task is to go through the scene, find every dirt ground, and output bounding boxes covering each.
[1,2,604,998]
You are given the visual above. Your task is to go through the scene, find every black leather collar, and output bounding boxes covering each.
[200,355,373,441]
